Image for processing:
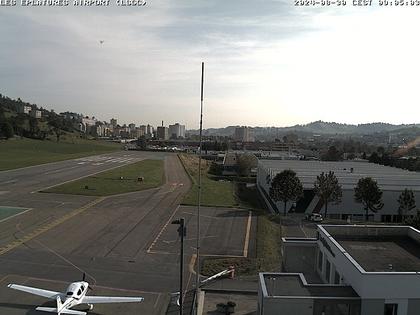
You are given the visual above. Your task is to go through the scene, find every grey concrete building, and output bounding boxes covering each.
[258,225,420,315]
[156,126,169,140]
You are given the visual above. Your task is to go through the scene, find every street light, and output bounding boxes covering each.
[172,218,186,315]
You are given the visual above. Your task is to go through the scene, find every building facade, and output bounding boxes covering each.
[156,126,169,140]
[234,126,255,142]
[169,123,186,139]
[257,159,420,222]
[258,225,420,315]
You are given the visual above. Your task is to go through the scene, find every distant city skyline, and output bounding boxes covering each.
[1,1,420,128]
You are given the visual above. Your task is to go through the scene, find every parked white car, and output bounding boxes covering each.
[305,213,323,222]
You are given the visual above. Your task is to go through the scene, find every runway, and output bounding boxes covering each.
[0,150,255,314]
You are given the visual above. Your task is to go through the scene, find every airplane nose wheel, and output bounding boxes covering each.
[88,304,94,310]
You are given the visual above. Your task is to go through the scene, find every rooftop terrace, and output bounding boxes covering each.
[323,225,420,272]
[261,273,359,298]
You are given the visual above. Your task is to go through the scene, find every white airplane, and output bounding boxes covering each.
[7,276,144,315]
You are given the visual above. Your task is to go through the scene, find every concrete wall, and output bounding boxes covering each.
[360,299,384,315]
[407,299,420,315]
[262,298,313,315]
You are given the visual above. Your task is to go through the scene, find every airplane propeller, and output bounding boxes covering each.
[82,272,94,290]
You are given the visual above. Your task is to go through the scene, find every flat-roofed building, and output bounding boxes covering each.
[156,126,169,140]
[257,159,420,222]
[259,224,420,315]
[234,126,255,142]
[169,123,186,139]
[29,109,42,119]
[18,105,31,115]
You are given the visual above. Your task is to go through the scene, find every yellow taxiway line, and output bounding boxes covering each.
[0,197,106,256]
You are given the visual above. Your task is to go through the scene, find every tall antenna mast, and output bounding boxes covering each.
[195,62,204,310]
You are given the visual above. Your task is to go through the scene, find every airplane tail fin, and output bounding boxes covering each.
[57,295,62,309]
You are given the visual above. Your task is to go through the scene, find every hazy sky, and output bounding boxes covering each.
[1,1,420,128]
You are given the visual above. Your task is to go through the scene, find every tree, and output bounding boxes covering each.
[398,189,416,219]
[47,116,65,142]
[269,170,303,215]
[322,146,342,161]
[237,154,257,176]
[0,121,14,139]
[314,171,342,217]
[369,152,380,164]
[405,210,420,229]
[354,177,384,221]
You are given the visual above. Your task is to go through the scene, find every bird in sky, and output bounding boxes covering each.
[99,40,105,44]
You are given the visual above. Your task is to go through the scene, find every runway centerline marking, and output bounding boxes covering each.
[0,197,106,256]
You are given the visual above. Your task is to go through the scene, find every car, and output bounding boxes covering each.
[305,213,323,222]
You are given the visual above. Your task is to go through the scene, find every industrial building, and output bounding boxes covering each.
[257,159,420,222]
[258,224,420,315]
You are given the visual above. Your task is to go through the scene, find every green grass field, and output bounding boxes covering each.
[0,137,121,171]
[178,154,237,207]
[43,159,164,196]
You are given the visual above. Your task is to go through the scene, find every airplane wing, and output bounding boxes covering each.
[83,295,144,304]
[36,307,86,315]
[8,284,62,299]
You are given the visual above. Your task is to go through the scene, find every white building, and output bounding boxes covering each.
[169,123,186,139]
[78,116,97,134]
[257,159,420,222]
[147,124,154,136]
[18,105,31,115]
[258,225,420,315]
[29,110,42,119]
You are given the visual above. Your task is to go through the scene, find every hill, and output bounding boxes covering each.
[0,94,76,140]
[189,121,420,139]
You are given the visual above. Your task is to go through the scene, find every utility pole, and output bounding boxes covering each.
[195,62,204,314]
[172,218,186,315]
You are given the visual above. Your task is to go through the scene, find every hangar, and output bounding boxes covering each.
[257,159,420,222]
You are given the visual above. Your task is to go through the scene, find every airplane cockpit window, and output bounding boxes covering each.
[66,292,73,296]
[81,286,84,291]
[77,289,82,295]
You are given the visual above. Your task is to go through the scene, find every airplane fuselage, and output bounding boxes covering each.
[59,281,89,312]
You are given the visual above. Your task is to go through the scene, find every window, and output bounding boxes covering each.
[337,304,351,315]
[66,292,73,296]
[384,304,398,315]
[318,251,323,271]
[77,289,82,295]
[334,271,340,284]
[325,260,331,283]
